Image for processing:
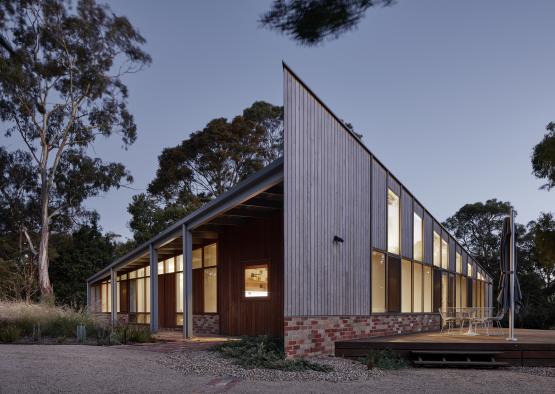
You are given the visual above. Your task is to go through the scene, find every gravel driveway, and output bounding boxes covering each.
[0,344,553,393]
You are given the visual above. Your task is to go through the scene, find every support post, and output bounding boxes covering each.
[110,268,117,326]
[150,244,159,333]
[182,224,193,338]
[507,208,517,341]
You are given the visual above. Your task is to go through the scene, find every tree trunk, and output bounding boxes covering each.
[38,174,53,301]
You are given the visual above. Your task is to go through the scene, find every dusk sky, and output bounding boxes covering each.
[69,1,555,239]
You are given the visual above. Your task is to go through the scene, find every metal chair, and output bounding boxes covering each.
[439,308,457,335]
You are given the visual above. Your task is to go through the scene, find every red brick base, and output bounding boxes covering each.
[193,314,219,335]
[284,314,440,358]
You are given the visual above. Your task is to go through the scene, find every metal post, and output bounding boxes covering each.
[150,244,159,333]
[182,224,193,338]
[507,208,517,341]
[110,268,117,326]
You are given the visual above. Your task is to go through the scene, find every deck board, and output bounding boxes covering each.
[335,329,555,367]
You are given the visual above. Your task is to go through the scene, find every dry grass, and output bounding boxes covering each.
[0,300,103,341]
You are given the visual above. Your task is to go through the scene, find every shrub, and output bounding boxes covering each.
[0,325,21,343]
[110,324,153,345]
[211,336,333,372]
[361,349,408,370]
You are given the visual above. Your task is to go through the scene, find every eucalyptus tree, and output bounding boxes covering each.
[0,0,150,300]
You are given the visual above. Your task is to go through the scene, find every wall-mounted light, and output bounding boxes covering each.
[333,235,344,243]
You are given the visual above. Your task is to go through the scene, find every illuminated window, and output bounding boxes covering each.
[204,268,218,310]
[413,262,423,313]
[371,251,386,313]
[441,272,448,313]
[414,213,423,261]
[467,263,472,277]
[461,276,467,308]
[423,265,432,313]
[433,231,441,267]
[192,248,202,269]
[244,264,269,298]
[401,259,412,313]
[165,258,175,274]
[456,252,462,273]
[441,238,449,270]
[204,243,217,267]
[387,189,400,255]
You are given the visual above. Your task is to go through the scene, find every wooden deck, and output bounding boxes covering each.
[335,329,555,367]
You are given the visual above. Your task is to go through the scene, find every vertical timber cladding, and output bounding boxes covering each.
[400,187,413,260]
[422,208,433,265]
[372,159,386,251]
[283,66,372,316]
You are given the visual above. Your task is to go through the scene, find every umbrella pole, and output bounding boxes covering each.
[506,208,517,341]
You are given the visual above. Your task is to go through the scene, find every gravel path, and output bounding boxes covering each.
[1,344,554,393]
[159,348,387,382]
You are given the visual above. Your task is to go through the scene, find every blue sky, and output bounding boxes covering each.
[62,1,555,238]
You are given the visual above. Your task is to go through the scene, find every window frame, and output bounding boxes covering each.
[242,260,271,301]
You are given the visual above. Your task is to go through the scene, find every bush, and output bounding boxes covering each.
[111,324,153,345]
[360,349,408,370]
[0,324,21,343]
[211,336,333,372]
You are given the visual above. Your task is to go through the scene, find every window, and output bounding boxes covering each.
[387,256,401,313]
[423,265,432,313]
[413,262,423,313]
[191,243,218,313]
[244,264,269,298]
[387,189,400,255]
[467,262,472,277]
[461,276,467,308]
[433,231,441,267]
[455,275,461,308]
[441,272,448,313]
[441,238,449,270]
[371,251,386,313]
[414,213,423,262]
[401,259,412,313]
[204,268,218,310]
[456,252,462,273]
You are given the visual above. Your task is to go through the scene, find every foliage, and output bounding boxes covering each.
[211,336,333,372]
[111,324,153,344]
[359,348,408,370]
[260,0,394,46]
[531,123,555,190]
[445,201,555,329]
[0,0,150,298]
[49,214,117,307]
[128,101,283,243]
[0,324,21,343]
[443,199,513,291]
[0,300,100,340]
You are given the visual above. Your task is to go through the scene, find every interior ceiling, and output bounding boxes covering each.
[114,182,284,275]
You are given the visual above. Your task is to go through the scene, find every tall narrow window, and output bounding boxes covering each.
[371,251,386,313]
[433,231,441,267]
[441,238,449,270]
[414,213,423,261]
[467,262,473,277]
[441,272,448,313]
[387,189,400,255]
[413,262,423,313]
[401,259,412,313]
[204,267,218,310]
[456,252,462,273]
[423,265,432,313]
[461,276,467,308]
[192,244,219,312]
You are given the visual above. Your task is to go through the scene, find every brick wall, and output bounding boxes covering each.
[193,314,220,335]
[284,313,440,358]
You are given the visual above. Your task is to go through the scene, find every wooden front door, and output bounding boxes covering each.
[158,273,176,328]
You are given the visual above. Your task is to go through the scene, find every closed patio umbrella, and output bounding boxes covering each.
[497,210,522,340]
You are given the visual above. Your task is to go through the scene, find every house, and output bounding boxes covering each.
[86,63,493,358]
